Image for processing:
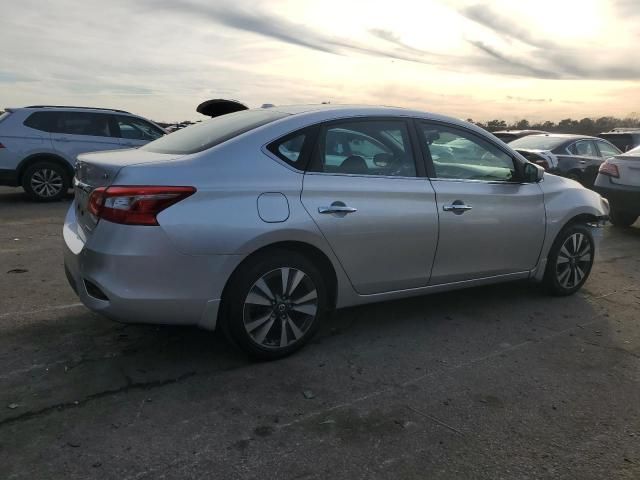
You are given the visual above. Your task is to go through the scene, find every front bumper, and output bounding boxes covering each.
[62,202,240,330]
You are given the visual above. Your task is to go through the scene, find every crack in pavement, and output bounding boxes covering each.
[0,371,196,428]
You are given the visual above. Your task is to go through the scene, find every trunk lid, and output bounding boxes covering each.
[609,154,640,187]
[74,148,184,235]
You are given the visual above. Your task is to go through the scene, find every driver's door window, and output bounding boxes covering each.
[419,123,516,182]
[318,120,416,177]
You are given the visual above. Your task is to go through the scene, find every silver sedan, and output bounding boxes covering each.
[63,105,609,359]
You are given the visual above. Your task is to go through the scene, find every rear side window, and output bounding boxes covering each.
[141,109,289,154]
[25,111,114,137]
[267,130,316,169]
[24,111,60,132]
[56,112,114,137]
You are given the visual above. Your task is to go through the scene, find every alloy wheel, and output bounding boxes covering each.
[555,232,592,289]
[30,168,63,198]
[242,268,318,349]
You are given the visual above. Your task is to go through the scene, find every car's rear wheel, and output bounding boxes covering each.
[22,161,70,202]
[543,223,594,296]
[609,208,637,228]
[221,250,328,360]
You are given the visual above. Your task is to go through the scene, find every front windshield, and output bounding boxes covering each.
[509,135,568,151]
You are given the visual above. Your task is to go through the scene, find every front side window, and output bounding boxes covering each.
[571,140,597,157]
[116,115,164,141]
[315,120,416,177]
[596,140,621,158]
[419,122,515,182]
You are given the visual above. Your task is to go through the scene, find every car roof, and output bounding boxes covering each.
[493,130,546,134]
[265,104,487,130]
[525,133,600,140]
[14,105,132,114]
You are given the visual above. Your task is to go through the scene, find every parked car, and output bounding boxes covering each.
[63,105,609,359]
[492,129,548,143]
[509,133,622,187]
[598,128,640,153]
[594,145,640,227]
[0,106,166,201]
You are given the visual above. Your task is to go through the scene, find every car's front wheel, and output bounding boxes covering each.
[221,250,328,360]
[609,208,638,228]
[22,161,70,202]
[543,223,595,296]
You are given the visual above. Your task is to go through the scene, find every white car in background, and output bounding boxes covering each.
[594,145,640,227]
[0,106,165,201]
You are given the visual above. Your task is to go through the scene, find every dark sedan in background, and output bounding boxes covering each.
[509,134,621,187]
[492,129,548,143]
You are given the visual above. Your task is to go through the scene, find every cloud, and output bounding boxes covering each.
[466,40,559,79]
[458,4,553,49]
[368,28,443,57]
[506,96,551,103]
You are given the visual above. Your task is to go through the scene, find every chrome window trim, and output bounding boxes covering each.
[429,177,538,185]
[303,171,425,181]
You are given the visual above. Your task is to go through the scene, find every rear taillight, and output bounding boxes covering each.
[598,161,619,178]
[0,142,5,148]
[88,186,196,226]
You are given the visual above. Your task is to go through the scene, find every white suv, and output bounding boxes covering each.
[0,106,165,201]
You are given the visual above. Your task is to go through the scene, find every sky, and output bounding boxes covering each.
[0,0,638,123]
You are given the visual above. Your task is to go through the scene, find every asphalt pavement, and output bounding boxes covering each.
[1,186,639,479]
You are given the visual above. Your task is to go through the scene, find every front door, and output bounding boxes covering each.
[301,118,439,295]
[416,120,546,285]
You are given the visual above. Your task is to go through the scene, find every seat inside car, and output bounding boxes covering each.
[339,155,368,174]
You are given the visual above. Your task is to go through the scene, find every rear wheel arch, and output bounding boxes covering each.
[220,241,339,317]
[17,153,74,184]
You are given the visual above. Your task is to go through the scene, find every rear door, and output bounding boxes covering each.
[416,121,546,285]
[51,112,122,164]
[300,118,439,295]
[114,115,165,148]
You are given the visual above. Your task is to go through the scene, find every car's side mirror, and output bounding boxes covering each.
[523,162,544,183]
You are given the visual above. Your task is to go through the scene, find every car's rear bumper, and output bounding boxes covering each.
[0,168,19,186]
[62,202,241,330]
[594,176,640,214]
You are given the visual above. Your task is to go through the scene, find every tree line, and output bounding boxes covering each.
[467,116,640,136]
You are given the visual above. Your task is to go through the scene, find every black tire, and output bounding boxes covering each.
[543,223,595,296]
[609,208,637,228]
[22,161,70,202]
[220,249,328,360]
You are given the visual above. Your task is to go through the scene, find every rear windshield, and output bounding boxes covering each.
[141,109,289,154]
[493,133,516,142]
[509,135,568,151]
